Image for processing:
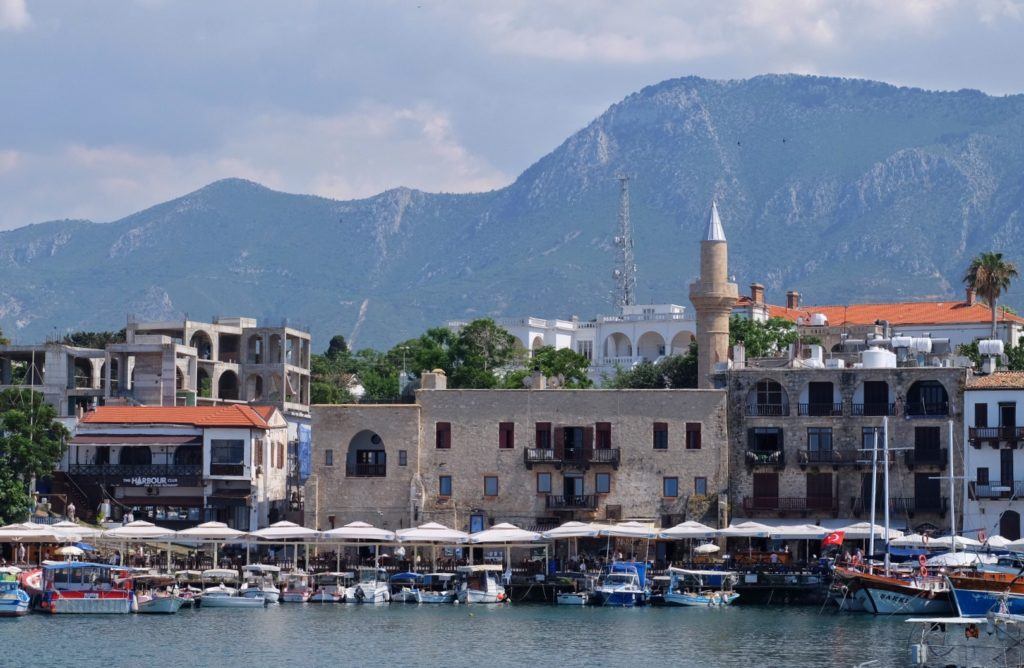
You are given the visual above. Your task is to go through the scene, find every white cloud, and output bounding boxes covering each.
[0,0,30,31]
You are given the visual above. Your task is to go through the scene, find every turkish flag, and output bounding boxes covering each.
[822,530,845,547]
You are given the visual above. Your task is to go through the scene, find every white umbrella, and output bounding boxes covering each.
[176,521,247,541]
[50,520,102,540]
[659,521,717,540]
[56,546,85,557]
[542,521,600,539]
[469,523,542,544]
[930,535,983,550]
[985,535,1013,549]
[718,521,773,538]
[888,533,931,548]
[839,522,904,541]
[694,543,721,554]
[0,522,62,543]
[768,524,828,540]
[321,521,396,542]
[248,521,321,541]
[102,520,175,540]
[396,522,469,544]
[597,521,659,539]
[926,552,993,567]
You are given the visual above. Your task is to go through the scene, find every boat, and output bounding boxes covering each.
[390,572,423,603]
[0,567,29,617]
[280,571,312,603]
[590,562,648,607]
[556,591,589,605]
[905,613,1024,666]
[199,569,266,608]
[834,565,953,615]
[663,568,740,607]
[347,567,390,604]
[174,570,204,608]
[419,573,457,604]
[241,564,281,604]
[130,575,184,614]
[947,572,1024,617]
[310,572,352,603]
[37,562,133,614]
[456,565,507,604]
[977,555,1024,576]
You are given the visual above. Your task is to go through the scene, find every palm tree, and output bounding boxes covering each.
[964,252,1019,339]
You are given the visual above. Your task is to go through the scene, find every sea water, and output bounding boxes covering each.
[0,604,908,667]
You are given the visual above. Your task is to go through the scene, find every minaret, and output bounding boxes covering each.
[689,201,739,389]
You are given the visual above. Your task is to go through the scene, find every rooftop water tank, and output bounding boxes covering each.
[862,348,897,369]
[825,358,845,369]
[979,339,1005,356]
[891,336,914,349]
[810,313,828,326]
[913,338,933,354]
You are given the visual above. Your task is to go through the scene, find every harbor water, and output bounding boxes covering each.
[2,604,910,667]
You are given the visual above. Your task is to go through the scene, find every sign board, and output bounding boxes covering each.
[298,424,312,483]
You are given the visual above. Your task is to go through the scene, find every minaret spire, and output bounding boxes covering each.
[705,200,726,242]
[689,199,739,388]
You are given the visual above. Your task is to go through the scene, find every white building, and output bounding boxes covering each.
[963,371,1024,541]
[449,303,697,385]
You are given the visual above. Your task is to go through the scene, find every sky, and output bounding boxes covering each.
[1,0,1024,230]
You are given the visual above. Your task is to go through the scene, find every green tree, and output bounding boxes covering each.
[0,389,69,524]
[964,252,1019,339]
[504,346,593,389]
[450,319,521,388]
[325,335,350,359]
[960,339,1024,372]
[62,329,126,349]
[729,315,801,357]
[0,325,8,345]
[608,342,700,389]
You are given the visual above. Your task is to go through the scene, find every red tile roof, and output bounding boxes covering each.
[759,300,1024,327]
[81,405,270,428]
[966,372,1024,390]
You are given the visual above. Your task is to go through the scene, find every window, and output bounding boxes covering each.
[436,422,451,449]
[535,422,552,449]
[653,422,668,450]
[975,403,989,428]
[324,449,334,466]
[536,472,551,494]
[398,450,408,466]
[595,422,612,449]
[439,475,452,497]
[595,472,611,494]
[499,422,515,449]
[211,439,245,464]
[749,428,783,451]
[685,422,702,450]
[977,467,989,485]
[862,427,879,451]
[255,442,264,468]
[694,477,707,495]
[808,427,833,452]
[484,476,499,497]
[576,340,593,361]
[663,477,679,498]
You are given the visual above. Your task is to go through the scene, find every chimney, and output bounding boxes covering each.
[420,369,447,390]
[750,283,765,306]
[786,290,801,310]
[966,287,977,306]
[530,367,547,390]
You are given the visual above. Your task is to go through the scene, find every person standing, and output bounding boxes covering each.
[66,501,76,522]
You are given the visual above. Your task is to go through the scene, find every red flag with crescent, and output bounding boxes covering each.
[822,530,845,547]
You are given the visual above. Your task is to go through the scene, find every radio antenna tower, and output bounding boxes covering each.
[613,174,637,308]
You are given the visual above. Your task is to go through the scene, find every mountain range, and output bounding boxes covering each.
[3,74,1024,350]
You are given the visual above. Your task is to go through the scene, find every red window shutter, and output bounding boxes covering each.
[536,422,551,448]
[596,422,612,449]
[499,422,514,449]
[686,422,702,450]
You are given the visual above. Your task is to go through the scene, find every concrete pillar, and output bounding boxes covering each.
[103,354,112,397]
[1,358,11,385]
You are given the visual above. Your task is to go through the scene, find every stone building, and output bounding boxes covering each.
[727,354,965,533]
[305,372,729,533]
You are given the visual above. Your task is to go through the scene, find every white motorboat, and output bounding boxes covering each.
[280,571,312,603]
[0,568,29,617]
[390,572,423,603]
[663,568,739,607]
[591,562,649,607]
[347,567,390,604]
[131,575,184,614]
[419,573,457,604]
[241,564,281,604]
[556,592,588,605]
[456,565,507,604]
[200,569,266,608]
[310,572,352,603]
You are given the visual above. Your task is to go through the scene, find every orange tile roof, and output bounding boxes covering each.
[81,405,270,428]
[966,372,1024,390]
[762,300,1024,327]
[249,405,278,421]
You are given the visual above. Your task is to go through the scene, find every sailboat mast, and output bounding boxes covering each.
[868,428,879,567]
[949,419,956,554]
[883,419,891,576]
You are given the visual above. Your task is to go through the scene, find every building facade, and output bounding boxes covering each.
[57,405,289,530]
[963,372,1024,541]
[305,372,729,533]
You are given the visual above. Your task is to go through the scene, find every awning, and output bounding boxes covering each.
[70,435,202,446]
[207,489,251,508]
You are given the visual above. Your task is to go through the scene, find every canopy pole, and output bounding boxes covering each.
[246,540,250,566]
[214,541,219,568]
[336,544,341,572]
[167,540,171,572]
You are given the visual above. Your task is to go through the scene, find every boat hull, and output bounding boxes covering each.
[854,587,951,615]
[951,588,1024,617]
[664,592,739,607]
[46,593,133,614]
[348,585,390,604]
[419,592,455,604]
[459,588,506,604]
[0,592,30,617]
[138,596,184,614]
[280,591,310,603]
[392,588,422,604]
[310,591,345,603]
[201,595,266,608]
[591,589,645,607]
[556,593,588,606]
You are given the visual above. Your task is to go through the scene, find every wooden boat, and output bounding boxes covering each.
[390,572,423,603]
[38,562,133,614]
[663,568,740,607]
[130,575,184,614]
[947,572,1024,617]
[833,566,952,615]
[419,573,457,604]
[0,568,29,617]
[280,571,312,603]
[310,572,351,603]
[456,565,507,604]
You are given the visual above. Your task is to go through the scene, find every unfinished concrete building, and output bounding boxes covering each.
[0,343,107,420]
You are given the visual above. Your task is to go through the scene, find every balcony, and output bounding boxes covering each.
[905,402,949,418]
[523,448,620,470]
[209,462,246,477]
[797,449,860,469]
[745,449,785,468]
[904,448,948,470]
[969,480,1024,500]
[798,403,843,417]
[346,462,387,477]
[745,403,789,417]
[67,463,202,486]
[852,403,898,417]
[851,496,948,517]
[969,427,1024,448]
[742,496,838,515]
[546,494,598,510]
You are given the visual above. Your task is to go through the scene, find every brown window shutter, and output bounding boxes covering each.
[686,422,702,449]
[536,422,551,448]
[553,426,565,458]
[582,426,594,459]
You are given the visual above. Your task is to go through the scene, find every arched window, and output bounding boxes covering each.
[346,430,386,477]
[906,381,949,417]
[1001,510,1021,542]
[173,445,202,466]
[746,379,789,416]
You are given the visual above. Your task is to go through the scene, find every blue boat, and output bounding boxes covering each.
[948,573,1024,617]
[390,572,424,603]
[0,568,30,617]
[591,562,649,607]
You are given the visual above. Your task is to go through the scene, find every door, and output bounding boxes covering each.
[1001,403,1017,439]
[863,381,889,416]
[752,472,779,509]
[563,474,584,504]
[914,473,942,512]
[1001,448,1015,488]
[1001,510,1022,541]
[807,382,834,415]
[806,473,833,511]
[914,427,941,463]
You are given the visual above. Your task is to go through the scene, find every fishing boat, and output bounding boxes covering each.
[905,613,1024,666]
[456,565,506,604]
[347,567,390,604]
[663,568,739,607]
[309,572,352,603]
[419,573,457,604]
[280,571,312,603]
[240,564,281,604]
[0,567,29,617]
[37,562,133,614]
[834,565,953,615]
[200,569,266,608]
[590,562,648,607]
[174,570,204,608]
[947,572,1024,617]
[390,572,423,603]
[130,575,184,614]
